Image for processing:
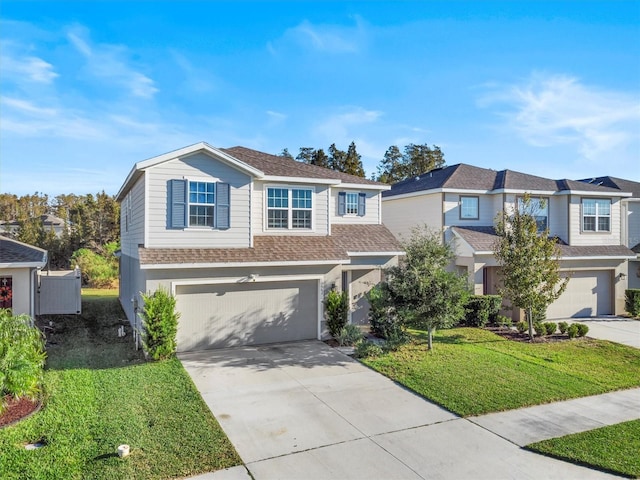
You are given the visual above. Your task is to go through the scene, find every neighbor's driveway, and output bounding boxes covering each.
[180,341,616,479]
[560,317,640,348]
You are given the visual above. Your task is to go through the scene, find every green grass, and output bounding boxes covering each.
[362,327,640,416]
[81,288,119,300]
[0,293,241,479]
[527,420,640,478]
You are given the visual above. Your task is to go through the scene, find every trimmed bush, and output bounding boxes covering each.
[336,324,364,346]
[576,323,589,337]
[140,287,180,360]
[558,321,569,334]
[543,322,557,335]
[462,295,502,327]
[497,315,513,329]
[324,289,349,338]
[534,322,546,337]
[354,341,383,358]
[516,321,528,334]
[381,330,410,352]
[0,309,46,412]
[567,323,579,339]
[625,289,640,317]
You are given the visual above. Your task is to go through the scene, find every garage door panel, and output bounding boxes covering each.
[176,281,317,351]
[546,271,612,320]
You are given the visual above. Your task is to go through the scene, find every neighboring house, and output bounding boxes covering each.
[116,142,402,352]
[0,235,48,317]
[0,214,69,238]
[382,164,635,320]
[579,176,640,290]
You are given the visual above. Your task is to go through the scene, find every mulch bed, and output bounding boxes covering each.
[485,326,571,343]
[0,396,41,428]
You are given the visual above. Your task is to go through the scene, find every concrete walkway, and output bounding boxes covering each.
[561,317,640,349]
[181,341,636,479]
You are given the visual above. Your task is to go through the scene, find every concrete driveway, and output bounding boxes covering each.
[181,341,617,479]
[561,317,640,348]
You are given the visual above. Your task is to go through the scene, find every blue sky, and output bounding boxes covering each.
[1,1,639,197]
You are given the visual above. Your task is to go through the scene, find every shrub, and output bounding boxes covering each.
[140,287,180,360]
[462,295,502,327]
[543,322,557,335]
[533,322,546,337]
[382,329,410,352]
[366,285,406,340]
[625,289,640,317]
[0,309,46,413]
[354,341,383,358]
[497,315,512,329]
[324,289,349,338]
[516,321,527,334]
[336,324,364,346]
[567,324,579,339]
[71,248,118,288]
[576,323,589,337]
[558,321,569,334]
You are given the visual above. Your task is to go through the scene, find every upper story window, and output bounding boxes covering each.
[338,191,366,217]
[267,187,313,229]
[168,179,230,230]
[582,198,610,232]
[518,196,548,232]
[189,181,215,227]
[460,196,479,220]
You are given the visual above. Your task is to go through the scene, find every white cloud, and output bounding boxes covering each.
[479,74,640,160]
[66,26,159,99]
[314,106,382,142]
[269,16,368,55]
[2,53,58,84]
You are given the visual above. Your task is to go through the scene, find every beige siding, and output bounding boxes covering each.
[443,192,498,227]
[252,181,330,236]
[568,196,621,246]
[331,188,380,225]
[146,152,252,248]
[548,196,568,241]
[382,193,443,241]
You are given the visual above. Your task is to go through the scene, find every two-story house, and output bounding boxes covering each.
[382,164,635,319]
[116,143,402,352]
[579,176,640,290]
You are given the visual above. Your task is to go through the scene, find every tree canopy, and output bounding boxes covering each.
[494,194,569,340]
[376,143,445,183]
[294,142,366,177]
[382,227,469,349]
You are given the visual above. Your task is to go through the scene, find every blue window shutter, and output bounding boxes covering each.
[216,182,230,229]
[338,192,346,215]
[169,179,187,228]
[357,193,366,216]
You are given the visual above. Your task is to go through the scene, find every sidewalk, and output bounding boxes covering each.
[470,387,640,446]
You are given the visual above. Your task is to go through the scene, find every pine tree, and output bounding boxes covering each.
[343,142,365,177]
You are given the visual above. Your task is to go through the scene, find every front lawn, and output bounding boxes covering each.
[362,327,640,416]
[0,294,241,479]
[527,420,640,478]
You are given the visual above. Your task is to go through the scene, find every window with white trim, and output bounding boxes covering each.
[345,192,359,215]
[582,198,610,232]
[460,196,479,220]
[189,181,215,227]
[517,196,548,232]
[267,187,313,229]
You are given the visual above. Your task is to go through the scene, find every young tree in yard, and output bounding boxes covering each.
[494,194,569,341]
[384,227,469,350]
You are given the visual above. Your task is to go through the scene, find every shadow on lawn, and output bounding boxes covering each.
[36,297,145,371]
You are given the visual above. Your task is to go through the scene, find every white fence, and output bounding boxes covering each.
[37,269,82,315]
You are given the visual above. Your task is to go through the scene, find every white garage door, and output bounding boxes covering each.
[546,271,612,319]
[175,280,318,351]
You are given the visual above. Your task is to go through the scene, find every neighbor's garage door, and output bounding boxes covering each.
[175,280,318,351]
[546,271,612,319]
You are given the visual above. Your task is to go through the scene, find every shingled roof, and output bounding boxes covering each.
[222,146,382,186]
[138,224,403,267]
[578,176,640,198]
[384,164,627,198]
[452,226,636,259]
[0,236,48,266]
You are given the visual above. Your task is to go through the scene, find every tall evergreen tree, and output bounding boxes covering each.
[376,145,404,183]
[296,147,316,164]
[375,143,445,183]
[280,148,294,159]
[343,141,365,177]
[311,149,330,169]
[328,143,347,172]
